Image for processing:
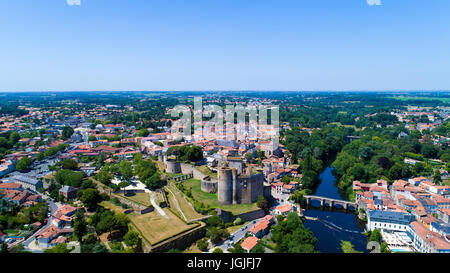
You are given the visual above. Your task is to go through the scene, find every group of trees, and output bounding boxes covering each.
[133,154,162,189]
[54,169,85,188]
[331,126,447,200]
[270,212,317,253]
[283,124,353,200]
[166,145,204,163]
[0,200,48,231]
[0,131,21,159]
[16,156,33,171]
[36,144,69,161]
[205,215,230,245]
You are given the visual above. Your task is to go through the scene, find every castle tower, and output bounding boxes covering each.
[218,167,233,205]
[232,168,239,204]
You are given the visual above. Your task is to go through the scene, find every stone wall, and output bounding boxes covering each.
[216,208,266,223]
[149,223,206,253]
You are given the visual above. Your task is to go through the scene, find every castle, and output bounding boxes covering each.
[216,162,264,205]
[160,154,265,205]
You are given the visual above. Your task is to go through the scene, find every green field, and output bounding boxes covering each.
[329,122,360,131]
[166,184,204,221]
[388,96,450,103]
[182,178,259,215]
[100,200,198,246]
[129,208,198,245]
[118,192,152,207]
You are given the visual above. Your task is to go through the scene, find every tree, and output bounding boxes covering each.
[244,153,253,162]
[79,189,102,211]
[369,228,382,244]
[97,167,113,186]
[44,243,71,253]
[118,181,130,191]
[144,172,161,190]
[256,196,269,212]
[341,240,361,253]
[212,247,223,253]
[137,129,150,137]
[433,170,442,184]
[388,163,404,180]
[271,212,317,253]
[251,243,266,253]
[62,159,78,170]
[197,239,209,252]
[16,156,32,171]
[420,143,439,159]
[9,132,20,145]
[123,230,142,253]
[73,210,87,243]
[1,242,8,254]
[230,243,246,253]
[233,217,243,226]
[119,160,133,181]
[114,213,130,235]
[206,215,224,228]
[62,126,74,140]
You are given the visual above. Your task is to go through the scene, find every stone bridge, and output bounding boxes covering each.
[304,195,357,210]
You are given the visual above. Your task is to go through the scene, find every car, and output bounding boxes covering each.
[43,219,48,224]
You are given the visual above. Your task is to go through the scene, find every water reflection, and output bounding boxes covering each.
[302,167,367,253]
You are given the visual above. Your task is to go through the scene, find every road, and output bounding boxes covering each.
[22,198,60,253]
[214,216,266,252]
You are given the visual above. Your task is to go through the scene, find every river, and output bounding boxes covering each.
[302,167,368,253]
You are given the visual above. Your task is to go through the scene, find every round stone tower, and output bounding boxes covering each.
[165,159,181,174]
[218,167,233,205]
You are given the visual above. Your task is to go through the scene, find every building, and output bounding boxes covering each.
[52,204,78,228]
[407,221,450,253]
[273,204,295,217]
[367,210,416,232]
[217,164,264,205]
[11,175,43,192]
[36,225,73,247]
[240,236,259,253]
[248,219,271,238]
[437,208,450,224]
[59,185,78,200]
[0,160,16,178]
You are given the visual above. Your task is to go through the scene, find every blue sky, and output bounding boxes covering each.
[0,0,449,91]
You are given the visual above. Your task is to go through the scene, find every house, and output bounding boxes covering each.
[248,219,271,238]
[273,204,295,217]
[52,204,78,228]
[36,224,73,247]
[241,236,259,253]
[407,221,450,253]
[59,185,78,200]
[0,160,16,178]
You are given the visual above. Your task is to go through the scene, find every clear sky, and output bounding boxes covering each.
[0,0,449,91]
